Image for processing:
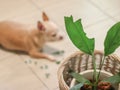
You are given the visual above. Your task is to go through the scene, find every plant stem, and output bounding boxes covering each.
[92,83,97,90]
[92,53,97,90]
[94,85,97,90]
[96,55,106,84]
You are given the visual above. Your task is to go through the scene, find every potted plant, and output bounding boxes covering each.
[57,16,120,90]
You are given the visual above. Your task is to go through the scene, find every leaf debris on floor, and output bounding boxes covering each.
[52,50,64,55]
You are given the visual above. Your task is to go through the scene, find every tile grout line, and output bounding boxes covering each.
[28,0,66,11]
[27,66,50,90]
[18,55,50,90]
[84,17,111,28]
[28,0,43,12]
[0,54,17,62]
[86,0,117,22]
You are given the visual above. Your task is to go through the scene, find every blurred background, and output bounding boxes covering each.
[0,0,120,90]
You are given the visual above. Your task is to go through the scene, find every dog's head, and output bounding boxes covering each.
[37,12,63,41]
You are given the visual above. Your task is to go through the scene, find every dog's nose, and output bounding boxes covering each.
[59,36,63,40]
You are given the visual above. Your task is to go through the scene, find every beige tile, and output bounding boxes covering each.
[0,0,39,21]
[39,0,109,31]
[20,55,60,90]
[0,0,44,31]
[9,11,43,24]
[0,55,47,90]
[90,0,120,9]
[114,12,120,21]
[31,0,67,9]
[89,0,120,18]
[0,49,14,60]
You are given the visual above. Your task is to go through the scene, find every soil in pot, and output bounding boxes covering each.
[80,81,115,90]
[70,70,117,90]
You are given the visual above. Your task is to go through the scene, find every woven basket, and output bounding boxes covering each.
[57,50,120,90]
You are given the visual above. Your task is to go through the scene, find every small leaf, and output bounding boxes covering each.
[52,50,64,55]
[34,61,37,65]
[102,73,120,84]
[45,73,50,78]
[64,16,95,55]
[45,65,48,69]
[55,61,61,64]
[29,60,32,64]
[40,66,43,69]
[104,22,120,56]
[71,72,91,84]
[24,60,27,64]
[70,83,83,90]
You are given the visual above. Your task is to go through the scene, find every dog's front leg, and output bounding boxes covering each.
[29,50,55,62]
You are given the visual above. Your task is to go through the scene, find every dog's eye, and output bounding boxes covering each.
[52,33,56,37]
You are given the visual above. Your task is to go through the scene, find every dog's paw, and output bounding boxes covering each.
[47,55,56,62]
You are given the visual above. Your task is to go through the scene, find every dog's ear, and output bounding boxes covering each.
[37,21,45,31]
[42,12,49,21]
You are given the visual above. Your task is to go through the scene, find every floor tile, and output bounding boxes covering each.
[32,0,109,31]
[0,0,38,21]
[20,55,60,90]
[114,12,120,22]
[0,49,15,61]
[30,0,67,9]
[0,55,47,90]
[9,11,43,24]
[89,0,120,20]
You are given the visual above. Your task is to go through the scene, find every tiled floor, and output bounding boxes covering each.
[0,0,120,90]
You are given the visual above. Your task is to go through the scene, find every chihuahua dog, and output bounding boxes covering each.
[0,12,63,61]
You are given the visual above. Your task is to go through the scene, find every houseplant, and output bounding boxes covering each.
[57,16,120,90]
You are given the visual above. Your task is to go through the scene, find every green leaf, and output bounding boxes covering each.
[102,73,120,84]
[70,83,83,90]
[104,22,120,56]
[71,72,91,84]
[64,16,95,55]
[55,61,61,64]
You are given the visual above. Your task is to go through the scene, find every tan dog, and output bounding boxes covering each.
[0,12,63,61]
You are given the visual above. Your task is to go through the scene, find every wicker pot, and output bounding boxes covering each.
[57,51,120,90]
